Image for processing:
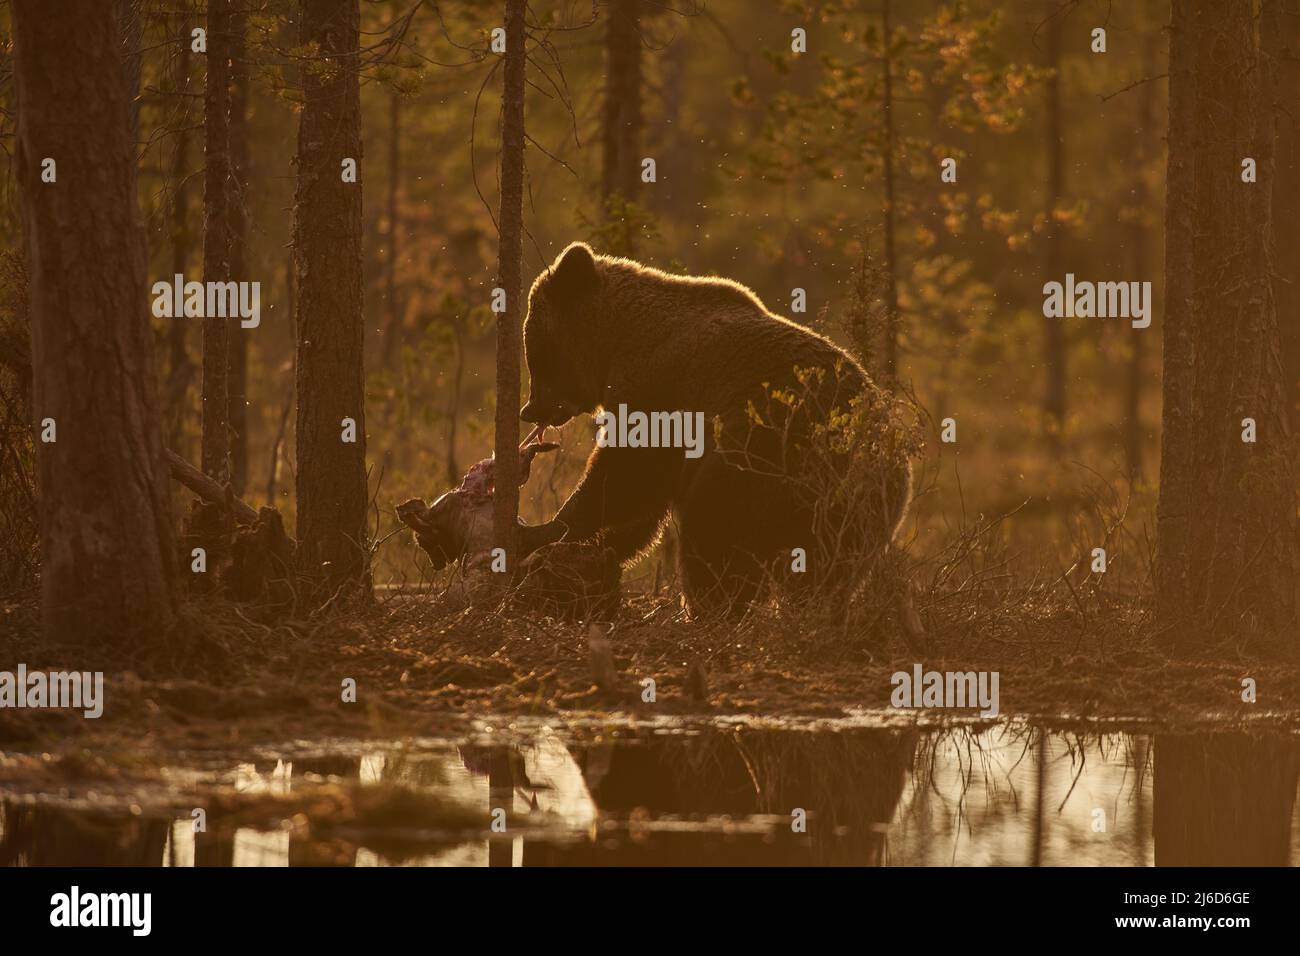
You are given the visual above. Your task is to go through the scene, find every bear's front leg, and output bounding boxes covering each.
[516,518,567,558]
[551,444,680,563]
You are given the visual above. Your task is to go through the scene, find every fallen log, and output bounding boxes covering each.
[164,447,259,526]
[166,447,298,611]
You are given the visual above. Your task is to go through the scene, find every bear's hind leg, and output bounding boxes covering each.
[677,531,764,619]
[674,455,787,619]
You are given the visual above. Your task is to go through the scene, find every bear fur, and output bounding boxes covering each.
[518,242,913,617]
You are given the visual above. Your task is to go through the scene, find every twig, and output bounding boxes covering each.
[1099,73,1168,104]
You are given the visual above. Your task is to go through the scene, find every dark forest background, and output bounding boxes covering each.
[0,0,1296,657]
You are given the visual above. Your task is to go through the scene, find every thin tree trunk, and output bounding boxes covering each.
[166,10,195,457]
[601,0,642,253]
[492,0,527,566]
[201,0,232,482]
[446,316,464,489]
[1155,0,1196,636]
[227,6,249,495]
[12,0,177,641]
[381,90,402,367]
[293,0,368,598]
[268,247,296,505]
[1042,11,1066,440]
[1125,32,1159,482]
[1123,231,1147,481]
[880,0,900,382]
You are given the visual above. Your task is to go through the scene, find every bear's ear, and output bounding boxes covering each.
[547,242,599,301]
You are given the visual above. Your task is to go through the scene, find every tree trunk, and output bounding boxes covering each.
[1157,0,1300,651]
[201,0,232,483]
[293,0,368,599]
[166,10,195,457]
[880,0,900,382]
[1155,0,1197,637]
[1041,11,1066,441]
[268,247,295,505]
[1124,32,1159,482]
[446,316,464,489]
[1265,2,1300,446]
[601,0,642,252]
[12,0,177,641]
[492,0,527,568]
[381,90,402,366]
[227,6,249,495]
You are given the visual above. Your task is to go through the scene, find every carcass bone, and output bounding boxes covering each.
[397,425,559,573]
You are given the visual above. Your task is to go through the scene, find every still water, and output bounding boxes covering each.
[2,722,1297,866]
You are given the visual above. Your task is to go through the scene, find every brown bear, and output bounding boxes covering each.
[517,242,913,617]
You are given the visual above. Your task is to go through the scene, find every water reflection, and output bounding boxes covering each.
[1153,734,1300,866]
[0,805,168,867]
[1,726,1296,866]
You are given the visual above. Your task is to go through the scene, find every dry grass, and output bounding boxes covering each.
[2,520,1296,758]
[0,420,1295,754]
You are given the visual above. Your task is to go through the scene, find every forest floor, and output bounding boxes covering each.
[2,579,1298,763]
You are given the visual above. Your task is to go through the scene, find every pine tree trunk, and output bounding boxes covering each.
[293,0,368,599]
[601,0,641,252]
[492,0,527,568]
[227,6,249,496]
[268,247,295,504]
[201,0,232,482]
[1155,0,1197,637]
[1125,32,1159,482]
[1265,2,1300,443]
[880,0,900,382]
[1042,12,1066,440]
[166,9,195,457]
[381,90,402,366]
[446,317,464,489]
[1157,0,1299,651]
[12,0,177,641]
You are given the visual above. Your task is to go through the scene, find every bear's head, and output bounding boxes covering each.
[520,242,606,427]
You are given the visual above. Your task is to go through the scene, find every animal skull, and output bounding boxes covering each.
[397,425,558,572]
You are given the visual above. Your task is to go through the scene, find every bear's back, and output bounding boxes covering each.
[603,262,866,416]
